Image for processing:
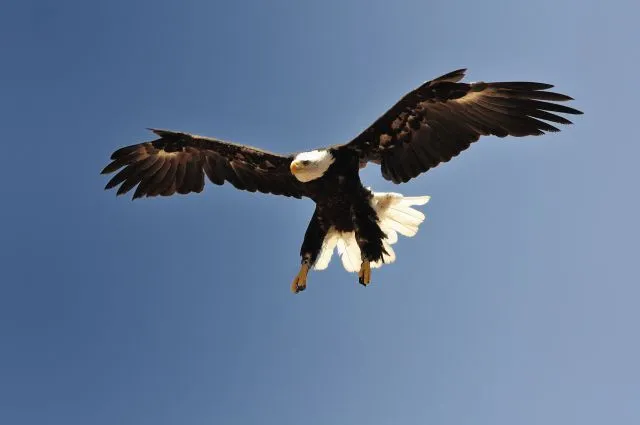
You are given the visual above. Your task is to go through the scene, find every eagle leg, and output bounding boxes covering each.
[291,263,310,293]
[294,210,327,294]
[358,260,371,286]
[350,196,384,288]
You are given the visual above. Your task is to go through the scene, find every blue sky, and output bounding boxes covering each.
[1,0,638,424]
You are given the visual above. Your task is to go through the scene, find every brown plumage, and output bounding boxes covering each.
[102,69,582,198]
[101,68,582,292]
[102,129,305,199]
[341,68,582,183]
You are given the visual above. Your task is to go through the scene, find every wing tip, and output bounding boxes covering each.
[148,128,171,137]
[434,68,468,83]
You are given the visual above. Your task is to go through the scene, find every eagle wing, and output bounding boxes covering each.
[101,129,306,199]
[339,69,583,183]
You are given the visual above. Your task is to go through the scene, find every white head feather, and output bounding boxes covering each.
[290,150,335,183]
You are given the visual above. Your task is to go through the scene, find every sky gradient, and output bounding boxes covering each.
[1,1,639,424]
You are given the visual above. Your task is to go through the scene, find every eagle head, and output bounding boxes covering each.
[290,150,335,183]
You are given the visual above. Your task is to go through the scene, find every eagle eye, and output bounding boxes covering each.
[301,160,310,165]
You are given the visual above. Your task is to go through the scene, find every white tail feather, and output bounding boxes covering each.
[335,232,361,273]
[314,232,339,270]
[313,192,430,273]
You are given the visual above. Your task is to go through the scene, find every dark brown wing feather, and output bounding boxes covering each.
[101,129,306,199]
[340,68,583,183]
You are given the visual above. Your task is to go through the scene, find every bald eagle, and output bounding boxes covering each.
[101,69,582,293]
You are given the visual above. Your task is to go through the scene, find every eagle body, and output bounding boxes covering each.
[298,150,387,269]
[101,68,582,293]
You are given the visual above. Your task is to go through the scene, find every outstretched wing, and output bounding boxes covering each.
[101,129,306,199]
[339,68,583,183]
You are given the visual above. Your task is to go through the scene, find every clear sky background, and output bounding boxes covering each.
[1,1,638,424]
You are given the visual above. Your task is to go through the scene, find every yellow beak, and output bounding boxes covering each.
[290,162,301,174]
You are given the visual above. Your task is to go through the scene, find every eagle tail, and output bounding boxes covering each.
[370,192,430,269]
[313,192,430,272]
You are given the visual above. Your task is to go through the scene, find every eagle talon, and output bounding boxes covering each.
[291,263,310,293]
[358,260,371,286]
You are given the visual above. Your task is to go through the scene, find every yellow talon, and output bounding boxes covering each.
[358,260,371,286]
[291,263,310,293]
